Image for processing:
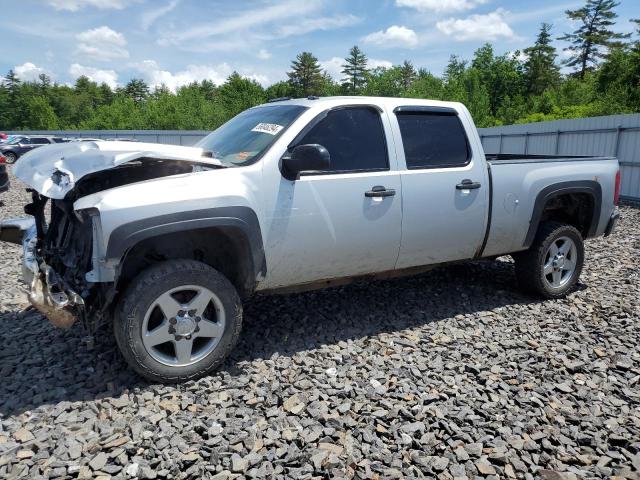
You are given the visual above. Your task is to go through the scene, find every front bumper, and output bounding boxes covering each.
[604,209,620,237]
[0,216,83,328]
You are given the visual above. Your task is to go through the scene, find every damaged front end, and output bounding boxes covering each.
[1,140,224,332]
[1,192,93,329]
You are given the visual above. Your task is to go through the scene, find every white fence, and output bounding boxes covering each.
[478,113,640,202]
[6,130,210,146]
[9,112,640,201]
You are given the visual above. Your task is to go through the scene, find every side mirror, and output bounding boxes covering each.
[281,144,330,181]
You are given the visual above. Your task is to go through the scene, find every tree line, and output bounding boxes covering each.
[0,0,638,131]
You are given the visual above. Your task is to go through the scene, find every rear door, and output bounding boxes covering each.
[263,105,402,288]
[392,106,489,268]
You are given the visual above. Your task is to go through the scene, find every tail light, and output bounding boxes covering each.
[0,155,5,164]
[613,169,621,206]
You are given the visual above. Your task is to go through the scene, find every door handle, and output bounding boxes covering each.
[365,185,396,198]
[456,179,481,190]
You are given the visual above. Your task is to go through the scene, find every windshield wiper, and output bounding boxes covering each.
[201,151,229,168]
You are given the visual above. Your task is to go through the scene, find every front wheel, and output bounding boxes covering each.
[114,260,243,383]
[513,221,584,299]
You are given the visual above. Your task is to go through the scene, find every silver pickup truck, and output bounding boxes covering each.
[0,96,620,383]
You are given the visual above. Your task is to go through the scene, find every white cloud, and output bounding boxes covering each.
[157,0,359,53]
[163,0,320,45]
[141,0,180,30]
[509,50,528,63]
[319,57,346,81]
[559,47,580,59]
[436,9,515,41]
[47,0,132,11]
[257,49,272,60]
[245,74,270,86]
[76,26,129,61]
[369,58,393,70]
[362,25,418,48]
[275,14,361,37]
[14,62,50,82]
[133,60,271,91]
[396,0,486,13]
[69,63,118,88]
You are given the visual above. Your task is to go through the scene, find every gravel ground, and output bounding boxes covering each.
[0,167,639,480]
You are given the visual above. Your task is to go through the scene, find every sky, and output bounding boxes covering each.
[0,0,638,91]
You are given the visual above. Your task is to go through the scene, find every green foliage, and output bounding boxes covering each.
[123,78,150,104]
[1,7,639,134]
[559,0,630,78]
[524,23,561,94]
[215,72,266,119]
[264,81,293,100]
[287,52,324,97]
[23,96,58,129]
[364,66,407,97]
[342,45,368,93]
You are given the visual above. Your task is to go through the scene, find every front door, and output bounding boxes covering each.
[263,106,402,288]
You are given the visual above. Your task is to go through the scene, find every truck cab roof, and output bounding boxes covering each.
[264,96,466,112]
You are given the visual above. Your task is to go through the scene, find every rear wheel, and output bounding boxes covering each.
[514,221,584,299]
[4,152,17,164]
[114,259,242,383]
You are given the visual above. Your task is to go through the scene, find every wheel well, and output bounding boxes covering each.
[539,193,594,238]
[116,226,256,299]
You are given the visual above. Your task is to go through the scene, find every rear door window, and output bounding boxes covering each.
[396,111,470,169]
[32,137,50,144]
[297,107,388,173]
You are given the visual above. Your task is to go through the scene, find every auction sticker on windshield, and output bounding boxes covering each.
[252,123,284,135]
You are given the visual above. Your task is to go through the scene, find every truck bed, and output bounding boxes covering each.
[480,154,619,258]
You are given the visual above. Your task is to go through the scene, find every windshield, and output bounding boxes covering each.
[6,136,25,145]
[196,105,307,166]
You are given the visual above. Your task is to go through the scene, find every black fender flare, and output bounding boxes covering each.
[106,206,266,281]
[524,180,601,248]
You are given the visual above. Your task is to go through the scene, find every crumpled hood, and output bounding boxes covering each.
[13,140,222,199]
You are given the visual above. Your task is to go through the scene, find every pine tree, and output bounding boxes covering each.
[287,52,324,97]
[199,79,217,101]
[399,60,417,90]
[341,45,368,93]
[559,0,630,78]
[124,78,150,104]
[444,55,467,82]
[4,70,21,96]
[98,82,114,105]
[37,73,51,96]
[4,70,22,127]
[524,23,561,94]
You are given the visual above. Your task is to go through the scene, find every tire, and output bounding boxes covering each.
[513,221,584,299]
[4,152,17,164]
[114,259,242,383]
